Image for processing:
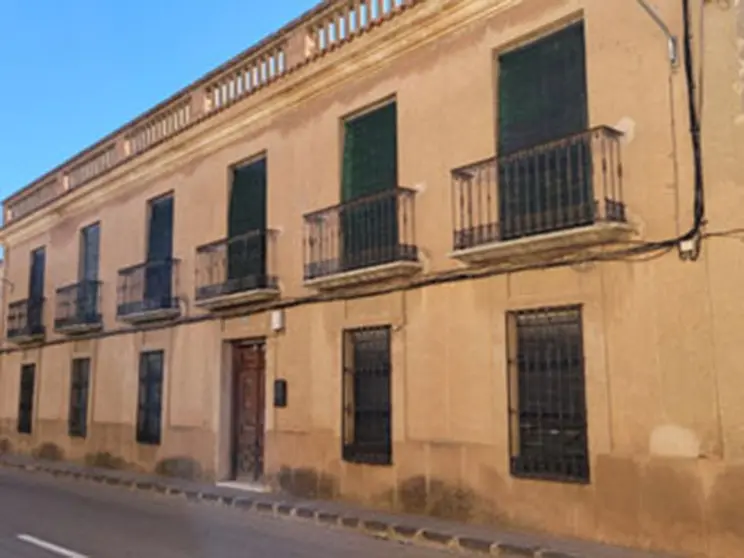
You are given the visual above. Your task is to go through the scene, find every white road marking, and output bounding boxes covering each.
[16,534,89,558]
[216,481,271,493]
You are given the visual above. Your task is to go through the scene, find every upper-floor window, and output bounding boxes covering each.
[303,99,419,283]
[77,223,101,321]
[497,22,591,240]
[145,194,174,307]
[147,194,174,263]
[341,101,397,201]
[117,194,179,319]
[79,222,100,282]
[27,247,45,331]
[227,158,268,286]
[340,101,400,270]
[29,247,45,302]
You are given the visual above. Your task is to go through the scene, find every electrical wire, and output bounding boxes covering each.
[697,0,706,122]
[590,0,706,258]
[0,1,711,356]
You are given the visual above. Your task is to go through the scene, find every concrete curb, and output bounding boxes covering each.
[0,457,585,558]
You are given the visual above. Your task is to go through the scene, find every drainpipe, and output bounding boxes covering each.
[636,0,680,69]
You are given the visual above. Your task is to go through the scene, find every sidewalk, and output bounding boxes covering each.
[0,453,679,558]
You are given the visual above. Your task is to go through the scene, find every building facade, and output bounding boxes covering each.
[0,0,742,555]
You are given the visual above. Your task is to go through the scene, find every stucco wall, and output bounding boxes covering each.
[0,0,743,556]
[0,0,699,309]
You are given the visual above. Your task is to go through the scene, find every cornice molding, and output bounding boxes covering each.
[0,0,521,247]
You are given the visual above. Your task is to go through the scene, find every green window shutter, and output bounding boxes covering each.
[227,158,268,283]
[340,102,399,270]
[341,102,397,201]
[79,222,100,282]
[497,23,592,239]
[145,195,174,306]
[498,22,588,155]
[146,195,174,261]
[229,158,267,237]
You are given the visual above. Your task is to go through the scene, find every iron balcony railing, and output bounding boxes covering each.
[7,298,45,340]
[117,259,180,318]
[303,187,418,281]
[195,229,278,301]
[451,126,625,251]
[54,280,102,331]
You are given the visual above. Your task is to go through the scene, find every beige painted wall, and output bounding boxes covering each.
[0,0,699,314]
[0,0,743,556]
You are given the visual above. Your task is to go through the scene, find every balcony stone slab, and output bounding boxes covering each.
[451,222,635,265]
[304,260,422,290]
[196,288,280,311]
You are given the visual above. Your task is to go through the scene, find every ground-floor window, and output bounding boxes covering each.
[17,364,35,434]
[68,358,91,438]
[506,305,589,483]
[342,326,392,465]
[137,350,164,445]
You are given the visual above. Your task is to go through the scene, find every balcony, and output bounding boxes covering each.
[54,280,102,334]
[7,299,45,344]
[117,259,181,323]
[303,187,421,290]
[195,230,279,311]
[451,126,632,264]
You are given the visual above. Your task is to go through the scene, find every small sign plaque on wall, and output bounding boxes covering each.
[274,379,288,408]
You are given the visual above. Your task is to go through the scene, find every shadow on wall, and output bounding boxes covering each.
[0,435,205,482]
[32,442,65,461]
[154,456,203,480]
[0,438,12,454]
[85,452,132,470]
[273,467,503,524]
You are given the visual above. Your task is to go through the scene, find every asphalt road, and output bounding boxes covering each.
[0,468,452,558]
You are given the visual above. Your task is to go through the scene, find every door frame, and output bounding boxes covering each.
[229,338,267,482]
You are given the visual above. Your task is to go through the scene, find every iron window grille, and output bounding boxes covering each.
[342,326,392,465]
[17,364,35,434]
[68,358,91,438]
[506,305,590,483]
[137,351,164,445]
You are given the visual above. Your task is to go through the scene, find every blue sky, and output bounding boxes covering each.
[0,0,318,199]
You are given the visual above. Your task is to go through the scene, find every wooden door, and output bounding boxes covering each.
[231,342,266,481]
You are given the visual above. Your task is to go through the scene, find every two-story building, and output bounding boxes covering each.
[0,0,742,555]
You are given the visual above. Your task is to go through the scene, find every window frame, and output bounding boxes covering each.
[145,192,174,263]
[17,364,36,435]
[495,20,588,156]
[68,358,91,438]
[340,98,398,202]
[338,100,400,272]
[136,350,165,445]
[78,222,101,282]
[494,21,592,241]
[506,305,590,484]
[341,325,393,466]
